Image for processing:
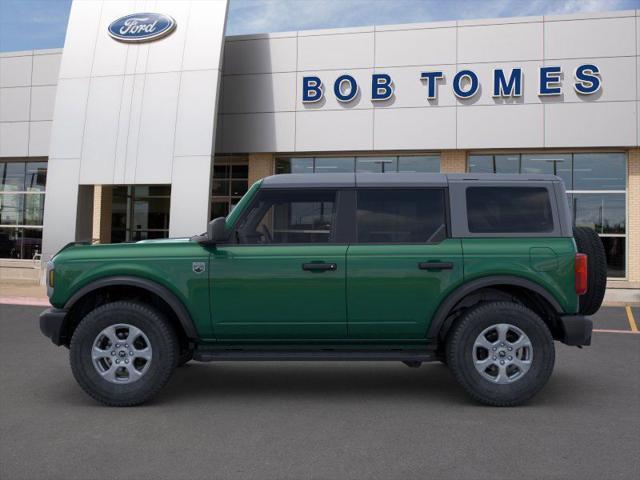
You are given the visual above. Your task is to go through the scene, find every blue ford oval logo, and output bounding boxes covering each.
[108,13,176,43]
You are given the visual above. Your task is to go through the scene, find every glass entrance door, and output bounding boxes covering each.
[110,186,171,243]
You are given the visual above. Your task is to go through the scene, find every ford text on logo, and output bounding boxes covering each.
[108,13,176,43]
[302,64,601,103]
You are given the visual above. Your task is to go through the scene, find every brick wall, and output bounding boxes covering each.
[248,153,274,185]
[440,150,467,172]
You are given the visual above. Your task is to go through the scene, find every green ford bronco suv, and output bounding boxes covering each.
[40,173,606,407]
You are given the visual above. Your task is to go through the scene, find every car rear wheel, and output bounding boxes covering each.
[573,226,607,315]
[70,301,178,407]
[446,301,555,407]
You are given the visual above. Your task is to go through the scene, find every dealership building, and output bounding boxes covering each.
[0,0,638,290]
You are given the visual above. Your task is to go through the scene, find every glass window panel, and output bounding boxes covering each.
[572,193,625,234]
[275,158,313,174]
[314,157,355,173]
[230,180,248,197]
[573,153,626,190]
[132,197,170,231]
[211,179,229,196]
[601,237,625,278]
[25,162,47,192]
[398,155,440,173]
[494,155,520,173]
[0,193,24,225]
[231,165,248,179]
[356,189,446,243]
[213,165,230,179]
[24,193,45,226]
[467,187,554,233]
[237,189,336,244]
[21,228,42,258]
[356,156,398,173]
[0,227,20,258]
[468,155,495,173]
[521,154,572,188]
[211,201,229,220]
[1,163,26,192]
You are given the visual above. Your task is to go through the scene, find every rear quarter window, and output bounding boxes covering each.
[466,187,554,233]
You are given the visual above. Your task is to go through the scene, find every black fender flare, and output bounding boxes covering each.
[64,276,198,339]
[426,275,563,341]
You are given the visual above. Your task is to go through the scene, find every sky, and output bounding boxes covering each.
[0,0,639,52]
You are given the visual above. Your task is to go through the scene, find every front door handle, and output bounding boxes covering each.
[418,262,453,270]
[302,263,337,272]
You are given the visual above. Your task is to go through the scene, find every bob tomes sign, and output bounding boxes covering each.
[108,13,176,43]
[302,64,601,103]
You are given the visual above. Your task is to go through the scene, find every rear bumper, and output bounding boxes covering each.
[558,314,593,346]
[39,308,68,346]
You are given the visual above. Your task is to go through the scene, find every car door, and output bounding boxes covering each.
[346,187,463,340]
[210,188,349,340]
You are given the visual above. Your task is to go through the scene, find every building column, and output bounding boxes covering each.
[627,148,639,283]
[41,158,81,262]
[248,153,274,185]
[169,156,214,237]
[92,186,113,243]
[440,150,467,173]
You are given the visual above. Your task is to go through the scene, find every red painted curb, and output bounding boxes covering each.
[0,297,51,307]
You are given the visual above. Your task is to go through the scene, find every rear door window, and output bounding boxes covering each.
[466,187,553,233]
[356,189,446,243]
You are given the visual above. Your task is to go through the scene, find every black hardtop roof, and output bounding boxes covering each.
[260,172,561,188]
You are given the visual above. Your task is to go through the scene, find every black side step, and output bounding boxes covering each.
[193,350,435,362]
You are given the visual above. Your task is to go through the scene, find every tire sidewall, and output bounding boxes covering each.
[448,303,555,405]
[70,302,177,405]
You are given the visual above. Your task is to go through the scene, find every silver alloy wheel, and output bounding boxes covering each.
[91,323,152,384]
[472,323,533,384]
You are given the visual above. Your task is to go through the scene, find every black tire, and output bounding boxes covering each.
[573,226,607,315]
[70,301,178,407]
[446,302,555,407]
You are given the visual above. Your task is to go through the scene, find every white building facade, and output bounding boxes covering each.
[0,1,638,287]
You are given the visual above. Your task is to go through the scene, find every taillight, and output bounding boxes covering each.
[575,253,588,295]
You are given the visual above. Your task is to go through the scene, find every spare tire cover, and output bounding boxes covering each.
[573,227,607,315]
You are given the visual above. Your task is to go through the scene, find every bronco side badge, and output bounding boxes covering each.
[192,262,206,274]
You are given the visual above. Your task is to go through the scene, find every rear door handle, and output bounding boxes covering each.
[418,262,453,270]
[302,263,337,272]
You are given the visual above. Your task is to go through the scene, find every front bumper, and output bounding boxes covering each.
[558,314,593,346]
[39,308,68,346]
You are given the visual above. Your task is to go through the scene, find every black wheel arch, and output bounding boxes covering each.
[61,276,198,345]
[427,275,563,343]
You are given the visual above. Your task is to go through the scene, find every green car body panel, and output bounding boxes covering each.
[46,174,580,346]
[48,238,576,344]
[49,240,214,338]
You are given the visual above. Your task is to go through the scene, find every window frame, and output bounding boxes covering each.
[465,186,556,235]
[449,181,563,238]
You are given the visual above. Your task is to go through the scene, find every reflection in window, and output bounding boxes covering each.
[356,156,397,173]
[110,186,171,243]
[468,152,627,277]
[357,189,446,243]
[467,187,553,234]
[0,160,47,259]
[211,158,249,220]
[276,155,440,174]
[237,190,336,244]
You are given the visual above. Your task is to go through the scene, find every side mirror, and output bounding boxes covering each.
[206,217,230,244]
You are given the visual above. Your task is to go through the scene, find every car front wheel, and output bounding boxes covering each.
[69,301,178,407]
[446,301,555,407]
